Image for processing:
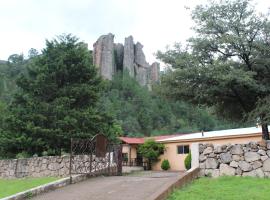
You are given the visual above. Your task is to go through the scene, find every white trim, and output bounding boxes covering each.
[158,127,264,142]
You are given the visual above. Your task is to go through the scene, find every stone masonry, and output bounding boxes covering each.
[0,155,115,179]
[0,156,71,179]
[199,141,270,178]
[93,33,160,88]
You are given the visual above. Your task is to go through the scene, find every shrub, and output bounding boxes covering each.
[16,151,30,159]
[138,139,165,170]
[161,159,170,170]
[184,152,191,170]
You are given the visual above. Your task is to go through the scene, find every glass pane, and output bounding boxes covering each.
[177,146,184,154]
[184,145,189,154]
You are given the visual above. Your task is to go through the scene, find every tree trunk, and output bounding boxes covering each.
[262,123,269,140]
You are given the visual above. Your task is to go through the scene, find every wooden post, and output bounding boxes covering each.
[90,152,93,174]
[108,146,111,175]
[129,145,131,166]
[117,144,123,176]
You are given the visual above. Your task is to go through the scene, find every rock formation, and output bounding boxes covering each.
[93,33,115,80]
[114,43,124,72]
[150,62,160,83]
[93,33,160,87]
[123,36,135,77]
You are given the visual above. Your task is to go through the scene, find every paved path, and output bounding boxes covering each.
[32,171,184,200]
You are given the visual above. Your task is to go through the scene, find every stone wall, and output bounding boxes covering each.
[199,141,270,178]
[0,155,116,179]
[0,156,71,178]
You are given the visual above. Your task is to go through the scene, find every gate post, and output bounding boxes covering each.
[108,147,111,175]
[117,144,123,176]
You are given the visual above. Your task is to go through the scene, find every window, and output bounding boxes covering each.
[177,145,189,154]
[122,153,128,162]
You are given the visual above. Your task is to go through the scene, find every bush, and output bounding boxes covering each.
[16,151,30,159]
[184,152,191,170]
[161,159,170,170]
[138,139,165,170]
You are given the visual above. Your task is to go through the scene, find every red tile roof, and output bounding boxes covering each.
[119,134,180,144]
[119,137,144,144]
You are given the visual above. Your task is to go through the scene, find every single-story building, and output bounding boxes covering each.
[119,135,177,166]
[120,126,265,171]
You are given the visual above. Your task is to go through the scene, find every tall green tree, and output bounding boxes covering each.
[2,34,115,157]
[157,0,270,139]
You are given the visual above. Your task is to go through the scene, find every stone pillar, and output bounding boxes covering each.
[123,36,135,77]
[191,143,199,169]
[93,33,115,80]
[134,42,150,86]
[150,62,160,83]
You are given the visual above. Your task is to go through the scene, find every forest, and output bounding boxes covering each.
[1,0,268,158]
[0,37,240,158]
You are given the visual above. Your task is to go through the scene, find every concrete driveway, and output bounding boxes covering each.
[32,171,184,200]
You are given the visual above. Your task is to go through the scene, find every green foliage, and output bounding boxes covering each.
[184,152,192,170]
[0,55,27,103]
[25,191,33,199]
[161,159,170,170]
[138,139,165,168]
[1,34,117,157]
[99,71,155,136]
[168,176,270,200]
[157,0,270,137]
[248,95,270,124]
[99,71,228,136]
[15,151,30,159]
[0,101,6,128]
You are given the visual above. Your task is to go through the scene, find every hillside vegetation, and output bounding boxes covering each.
[0,34,247,158]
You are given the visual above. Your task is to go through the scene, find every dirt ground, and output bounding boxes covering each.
[32,171,184,200]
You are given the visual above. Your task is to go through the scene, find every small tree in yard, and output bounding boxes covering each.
[138,139,165,170]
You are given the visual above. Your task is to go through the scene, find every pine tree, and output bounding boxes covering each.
[3,34,114,156]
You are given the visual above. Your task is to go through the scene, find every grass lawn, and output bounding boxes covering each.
[168,176,270,200]
[0,177,58,198]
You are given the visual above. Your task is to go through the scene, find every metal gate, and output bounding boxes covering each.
[69,134,122,183]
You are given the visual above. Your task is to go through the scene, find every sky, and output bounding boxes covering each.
[0,0,269,65]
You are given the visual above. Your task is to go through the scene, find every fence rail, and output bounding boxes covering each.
[122,158,149,169]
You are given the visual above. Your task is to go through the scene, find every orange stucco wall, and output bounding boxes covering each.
[152,142,192,171]
[122,144,129,154]
[122,144,138,162]
[130,145,137,159]
[152,134,262,171]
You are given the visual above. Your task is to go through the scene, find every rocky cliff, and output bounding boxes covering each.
[93,33,115,80]
[93,33,160,87]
